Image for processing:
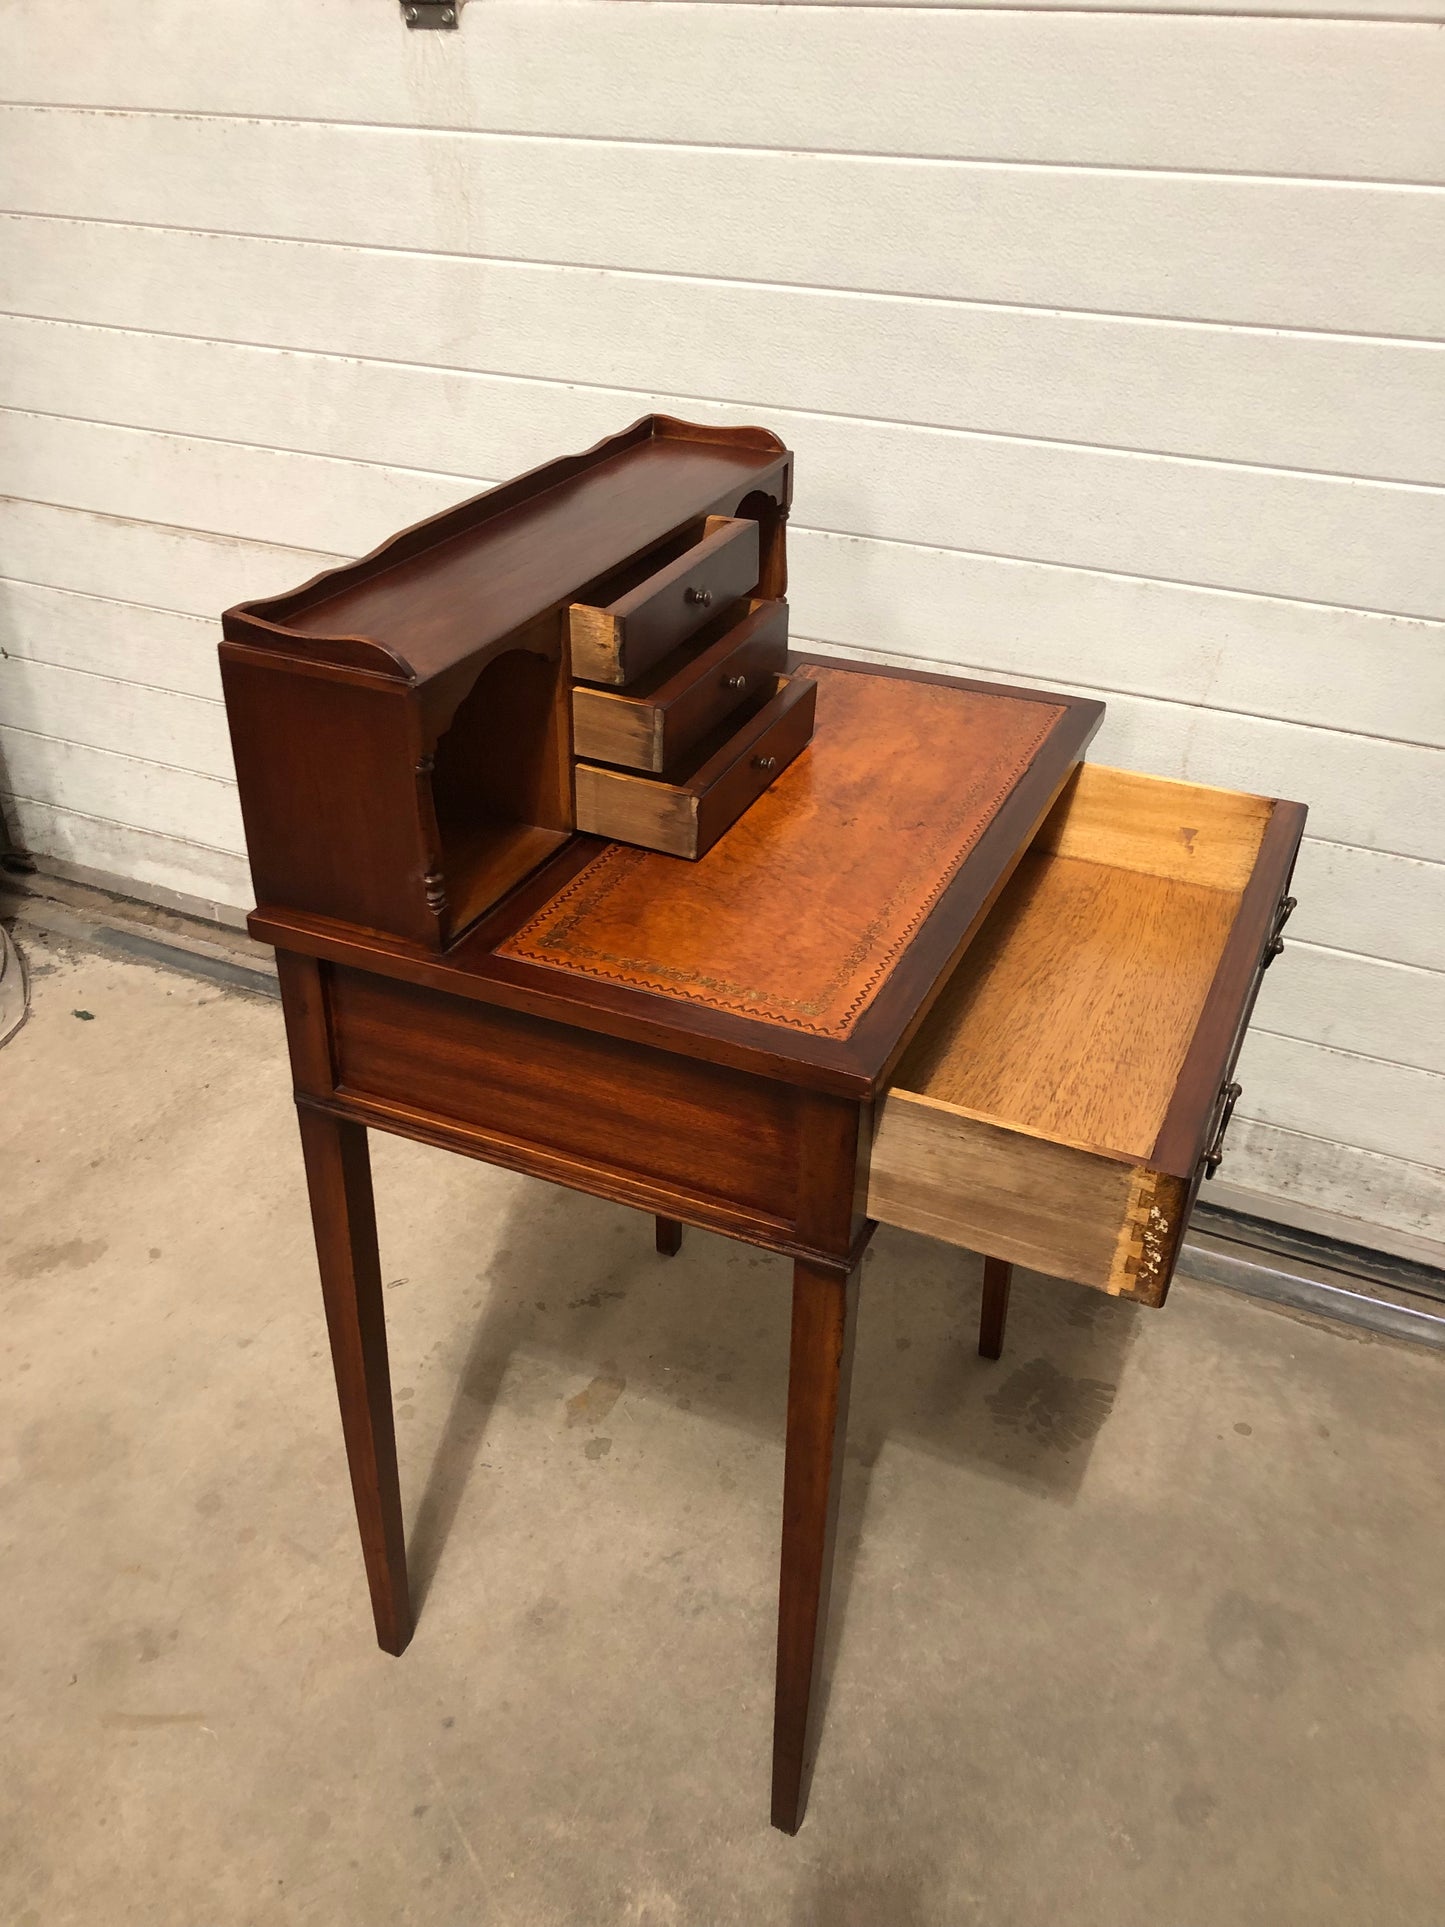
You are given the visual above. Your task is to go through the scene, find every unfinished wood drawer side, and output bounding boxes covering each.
[574,670,817,859]
[895,845,1241,1161]
[867,1094,1187,1304]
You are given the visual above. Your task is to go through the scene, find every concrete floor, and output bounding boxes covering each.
[2,926,1442,1927]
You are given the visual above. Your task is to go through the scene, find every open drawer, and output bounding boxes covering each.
[575,670,817,859]
[868,766,1305,1306]
[571,599,789,773]
[569,515,761,687]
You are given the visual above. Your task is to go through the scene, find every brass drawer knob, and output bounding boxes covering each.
[684,586,713,607]
[754,754,777,772]
[724,674,748,692]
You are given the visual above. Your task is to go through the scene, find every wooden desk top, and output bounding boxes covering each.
[251,658,1102,1096]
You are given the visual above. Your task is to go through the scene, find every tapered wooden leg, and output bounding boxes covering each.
[978,1255,1013,1361]
[655,1215,683,1257]
[772,1255,860,1833]
[296,1106,412,1656]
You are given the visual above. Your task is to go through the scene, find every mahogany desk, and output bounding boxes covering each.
[246,660,1301,1832]
[224,418,1303,1830]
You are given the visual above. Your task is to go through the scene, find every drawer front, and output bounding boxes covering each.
[569,516,761,686]
[327,966,804,1224]
[571,599,789,773]
[868,766,1306,1308]
[575,670,817,859]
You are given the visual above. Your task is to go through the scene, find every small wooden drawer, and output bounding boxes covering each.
[569,515,761,687]
[574,671,817,859]
[571,599,789,774]
[868,765,1305,1307]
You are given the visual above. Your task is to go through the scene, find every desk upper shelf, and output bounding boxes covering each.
[219,415,795,951]
[222,415,790,710]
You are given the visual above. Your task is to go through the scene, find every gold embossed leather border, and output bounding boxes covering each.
[498,665,1065,1039]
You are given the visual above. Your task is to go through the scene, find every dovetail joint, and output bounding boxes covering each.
[1109,1169,1182,1307]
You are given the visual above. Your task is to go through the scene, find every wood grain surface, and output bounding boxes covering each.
[570,597,790,772]
[328,965,804,1224]
[867,1094,1140,1281]
[1036,763,1272,891]
[227,420,786,697]
[572,673,816,859]
[569,514,760,686]
[896,850,1240,1159]
[248,659,1100,1098]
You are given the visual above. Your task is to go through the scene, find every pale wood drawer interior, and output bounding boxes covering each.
[868,764,1301,1305]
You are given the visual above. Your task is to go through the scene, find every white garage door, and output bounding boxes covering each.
[0,0,1441,1254]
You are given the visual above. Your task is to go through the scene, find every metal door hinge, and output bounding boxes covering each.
[402,1,459,26]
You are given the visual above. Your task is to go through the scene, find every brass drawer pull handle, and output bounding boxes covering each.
[1263,894,1297,967]
[1205,1081,1243,1179]
[754,754,777,772]
[724,674,748,692]
[684,587,713,607]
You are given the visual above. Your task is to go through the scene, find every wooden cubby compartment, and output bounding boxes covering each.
[426,634,572,938]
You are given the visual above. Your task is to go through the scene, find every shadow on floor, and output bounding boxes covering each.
[391,1177,1144,1679]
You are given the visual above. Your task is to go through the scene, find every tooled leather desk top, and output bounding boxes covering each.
[497,664,1067,1042]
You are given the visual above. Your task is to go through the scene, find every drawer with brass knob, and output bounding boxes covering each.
[573,671,817,859]
[869,765,1303,1307]
[568,514,761,687]
[571,599,789,773]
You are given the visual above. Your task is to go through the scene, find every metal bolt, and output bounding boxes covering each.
[441,6,455,20]
[404,5,418,19]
